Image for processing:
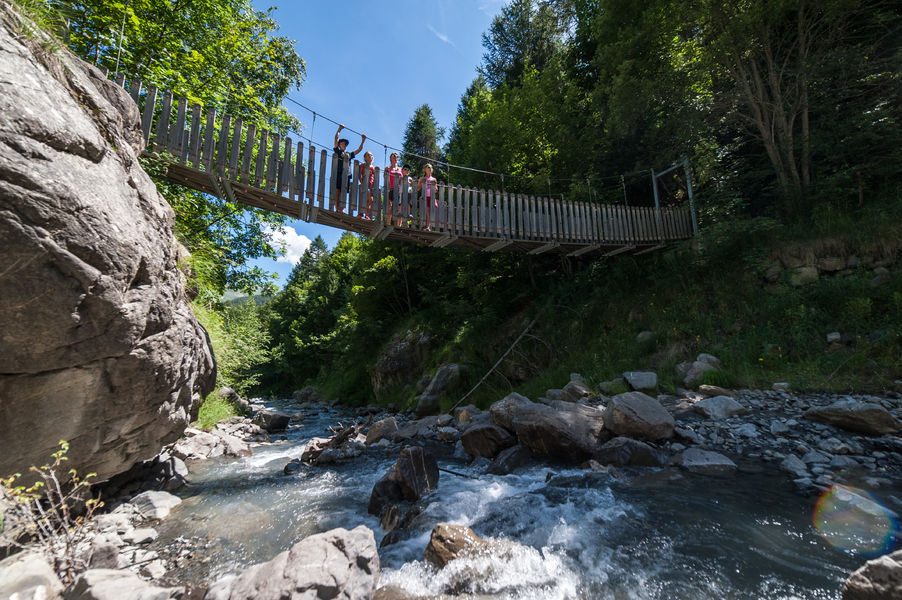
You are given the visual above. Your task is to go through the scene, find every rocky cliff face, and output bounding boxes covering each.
[0,7,216,481]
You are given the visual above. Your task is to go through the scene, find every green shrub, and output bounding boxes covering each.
[194,393,239,430]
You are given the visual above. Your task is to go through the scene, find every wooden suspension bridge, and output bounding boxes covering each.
[114,74,699,256]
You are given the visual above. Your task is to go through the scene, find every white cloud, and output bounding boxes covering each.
[427,23,454,46]
[267,225,312,264]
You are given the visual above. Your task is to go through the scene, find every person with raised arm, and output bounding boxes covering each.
[333,124,365,213]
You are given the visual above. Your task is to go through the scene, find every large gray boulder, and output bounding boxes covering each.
[804,399,901,436]
[206,526,379,600]
[505,399,607,461]
[423,524,487,568]
[0,6,215,482]
[67,569,182,600]
[842,549,902,600]
[0,551,63,600]
[693,396,748,420]
[252,410,291,433]
[366,417,400,445]
[488,392,533,432]
[367,447,439,517]
[677,449,736,476]
[595,437,667,467]
[460,423,516,458]
[603,392,675,440]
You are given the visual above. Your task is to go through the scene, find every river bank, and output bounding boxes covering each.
[4,381,901,599]
[112,384,902,597]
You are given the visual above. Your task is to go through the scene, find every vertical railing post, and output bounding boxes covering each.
[684,157,698,237]
[651,168,664,242]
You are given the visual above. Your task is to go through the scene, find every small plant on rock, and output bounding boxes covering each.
[0,440,103,584]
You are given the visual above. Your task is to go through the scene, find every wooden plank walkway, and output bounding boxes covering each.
[118,77,698,255]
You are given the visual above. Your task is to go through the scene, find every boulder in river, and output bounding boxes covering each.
[603,392,674,440]
[424,524,487,568]
[253,410,291,433]
[804,399,901,435]
[595,437,667,467]
[460,423,516,458]
[206,526,379,600]
[509,400,607,461]
[67,569,183,600]
[842,549,902,600]
[367,447,439,517]
[0,5,216,483]
[366,417,400,445]
[488,444,535,475]
[677,448,736,476]
[172,427,251,461]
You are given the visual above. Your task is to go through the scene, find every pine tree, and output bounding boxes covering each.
[401,104,445,176]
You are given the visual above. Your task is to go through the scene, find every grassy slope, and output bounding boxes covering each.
[338,212,902,411]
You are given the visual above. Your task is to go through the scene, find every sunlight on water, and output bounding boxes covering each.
[813,485,899,557]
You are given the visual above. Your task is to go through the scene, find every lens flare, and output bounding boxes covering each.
[813,485,899,557]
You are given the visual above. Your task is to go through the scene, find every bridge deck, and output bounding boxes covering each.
[115,74,698,256]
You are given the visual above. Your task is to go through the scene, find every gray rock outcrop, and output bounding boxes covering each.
[842,549,902,600]
[367,447,439,517]
[804,399,901,436]
[491,396,607,461]
[0,6,215,482]
[0,551,63,600]
[603,392,675,440]
[207,527,379,600]
[460,423,516,458]
[66,569,183,600]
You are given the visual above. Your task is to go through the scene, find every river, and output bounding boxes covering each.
[153,401,883,599]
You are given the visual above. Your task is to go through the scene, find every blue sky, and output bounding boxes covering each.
[248,0,506,285]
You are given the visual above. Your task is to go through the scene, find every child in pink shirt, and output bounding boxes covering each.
[417,163,438,231]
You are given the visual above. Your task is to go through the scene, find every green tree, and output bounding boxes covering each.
[401,104,445,175]
[479,0,562,89]
[55,0,307,296]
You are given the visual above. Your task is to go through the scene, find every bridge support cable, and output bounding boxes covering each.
[112,75,697,256]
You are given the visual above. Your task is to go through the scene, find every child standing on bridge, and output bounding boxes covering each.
[333,124,365,214]
[418,164,438,231]
[358,151,376,219]
[386,153,402,225]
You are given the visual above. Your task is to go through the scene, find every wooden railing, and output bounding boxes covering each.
[113,74,698,255]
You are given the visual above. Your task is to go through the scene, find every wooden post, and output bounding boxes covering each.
[651,168,664,241]
[295,142,306,203]
[318,149,328,208]
[229,118,243,179]
[129,78,142,106]
[281,138,293,196]
[253,130,267,186]
[140,86,157,143]
[240,124,256,183]
[202,109,218,172]
[306,145,316,205]
[189,105,202,168]
[154,91,171,151]
[215,114,231,170]
[172,97,187,157]
[684,158,698,236]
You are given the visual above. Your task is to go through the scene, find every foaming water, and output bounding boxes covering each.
[153,403,891,598]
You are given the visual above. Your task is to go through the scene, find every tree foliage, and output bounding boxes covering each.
[401,104,445,174]
[53,0,307,297]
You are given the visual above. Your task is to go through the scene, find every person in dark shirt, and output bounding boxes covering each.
[333,124,366,213]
